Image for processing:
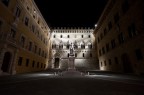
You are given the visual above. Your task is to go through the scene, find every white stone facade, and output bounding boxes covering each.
[49,27,99,71]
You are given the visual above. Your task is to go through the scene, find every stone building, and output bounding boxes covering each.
[49,27,99,71]
[94,0,144,74]
[0,0,51,75]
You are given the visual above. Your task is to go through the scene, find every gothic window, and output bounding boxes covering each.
[52,44,56,49]
[83,53,85,57]
[81,35,83,38]
[88,43,92,49]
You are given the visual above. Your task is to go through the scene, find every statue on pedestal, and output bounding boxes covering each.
[70,43,74,55]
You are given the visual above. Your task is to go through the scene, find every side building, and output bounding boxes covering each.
[94,0,144,74]
[49,27,99,71]
[0,0,51,75]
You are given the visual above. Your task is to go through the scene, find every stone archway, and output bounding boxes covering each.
[53,52,61,69]
[1,52,11,72]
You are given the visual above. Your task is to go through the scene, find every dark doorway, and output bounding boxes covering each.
[54,58,59,68]
[121,53,133,73]
[1,52,11,72]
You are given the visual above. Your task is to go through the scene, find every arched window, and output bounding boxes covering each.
[59,41,63,49]
[88,42,92,49]
[81,41,85,49]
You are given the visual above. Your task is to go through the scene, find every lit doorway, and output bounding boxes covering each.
[121,53,133,73]
[1,52,11,72]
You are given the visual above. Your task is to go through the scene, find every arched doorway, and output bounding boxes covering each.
[121,53,133,73]
[1,52,11,72]
[54,58,60,68]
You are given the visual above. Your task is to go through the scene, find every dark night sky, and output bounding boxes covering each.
[34,0,108,28]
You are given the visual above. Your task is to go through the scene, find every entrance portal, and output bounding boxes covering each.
[1,52,11,72]
[121,54,133,73]
[54,58,59,68]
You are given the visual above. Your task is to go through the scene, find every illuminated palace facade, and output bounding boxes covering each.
[49,27,99,70]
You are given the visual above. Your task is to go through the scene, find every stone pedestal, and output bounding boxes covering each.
[68,56,75,70]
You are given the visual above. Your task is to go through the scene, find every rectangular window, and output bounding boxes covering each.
[75,53,77,57]
[2,0,10,6]
[32,61,35,67]
[109,59,112,65]
[111,39,116,49]
[88,35,91,38]
[100,33,103,40]
[104,60,106,66]
[118,33,125,44]
[15,6,21,17]
[106,43,110,52]
[122,0,129,14]
[60,35,62,38]
[34,45,37,53]
[37,62,39,68]
[97,37,100,43]
[0,21,3,31]
[67,35,70,38]
[135,49,143,60]
[41,63,43,68]
[104,28,107,35]
[20,36,25,48]
[81,35,83,38]
[28,42,32,51]
[10,28,16,38]
[128,23,137,38]
[102,47,105,54]
[83,53,85,57]
[39,48,41,55]
[26,59,29,67]
[99,49,102,56]
[114,13,120,23]
[18,57,23,66]
[25,17,29,26]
